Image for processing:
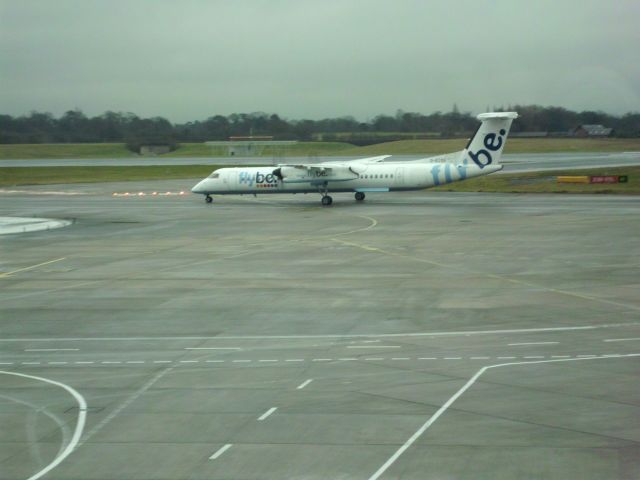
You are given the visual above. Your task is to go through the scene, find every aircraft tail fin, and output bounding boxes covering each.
[464,112,518,169]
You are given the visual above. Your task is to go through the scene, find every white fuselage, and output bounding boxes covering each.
[191,161,502,196]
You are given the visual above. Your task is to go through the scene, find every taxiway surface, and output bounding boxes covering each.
[1,183,639,479]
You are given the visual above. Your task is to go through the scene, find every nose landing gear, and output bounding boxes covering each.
[355,192,365,202]
[321,195,333,206]
[205,195,213,204]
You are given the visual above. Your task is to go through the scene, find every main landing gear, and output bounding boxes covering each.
[205,195,213,204]
[354,192,365,202]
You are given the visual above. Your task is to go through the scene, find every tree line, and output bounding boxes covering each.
[1,105,638,148]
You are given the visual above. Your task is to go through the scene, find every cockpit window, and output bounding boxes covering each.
[208,173,220,179]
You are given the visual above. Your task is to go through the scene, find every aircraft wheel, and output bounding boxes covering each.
[355,192,365,202]
[321,195,333,206]
[205,195,213,203]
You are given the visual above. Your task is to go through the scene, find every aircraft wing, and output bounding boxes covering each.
[353,154,392,163]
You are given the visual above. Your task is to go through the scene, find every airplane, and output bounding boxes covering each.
[191,111,518,206]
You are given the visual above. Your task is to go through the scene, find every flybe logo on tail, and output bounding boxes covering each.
[468,129,506,168]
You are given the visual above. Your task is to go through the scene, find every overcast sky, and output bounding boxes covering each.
[1,0,638,122]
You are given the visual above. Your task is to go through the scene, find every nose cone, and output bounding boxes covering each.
[191,180,206,194]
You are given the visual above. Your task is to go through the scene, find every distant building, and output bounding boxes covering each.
[206,137,297,157]
[140,145,172,155]
[573,124,613,137]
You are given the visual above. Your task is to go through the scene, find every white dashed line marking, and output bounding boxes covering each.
[347,345,400,349]
[258,407,277,421]
[365,357,385,361]
[296,379,313,390]
[209,444,232,460]
[258,359,278,363]
[603,337,640,342]
[285,359,304,362]
[312,358,332,362]
[185,347,241,350]
[508,342,559,346]
[25,348,80,352]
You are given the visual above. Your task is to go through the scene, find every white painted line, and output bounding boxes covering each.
[258,359,278,363]
[209,444,232,460]
[185,347,241,350]
[285,359,304,362]
[312,358,332,362]
[365,357,385,361]
[418,357,437,360]
[339,358,357,361]
[508,342,559,346]
[4,322,634,342]
[523,356,545,359]
[497,356,516,359]
[75,361,94,364]
[443,357,462,360]
[101,361,121,364]
[296,379,313,390]
[232,359,251,363]
[25,348,79,352]
[258,407,277,421]
[206,360,225,363]
[48,361,68,365]
[0,370,87,480]
[347,345,400,349]
[603,337,640,342]
[22,362,41,365]
[470,357,491,360]
[0,362,14,365]
[153,360,172,364]
[126,361,145,364]
[577,354,597,358]
[180,360,199,364]
[79,367,173,446]
[366,354,640,480]
[551,355,570,358]
[391,357,410,361]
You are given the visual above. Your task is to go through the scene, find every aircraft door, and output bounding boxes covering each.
[223,171,237,191]
[394,167,405,187]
